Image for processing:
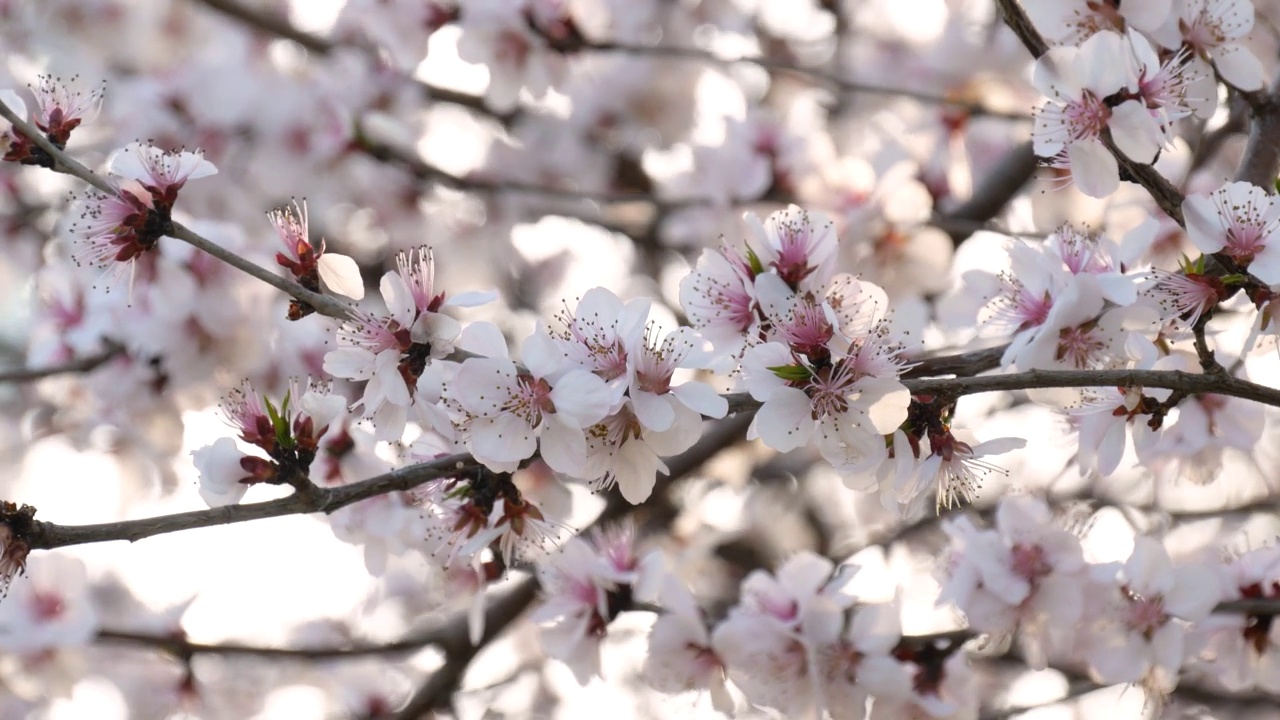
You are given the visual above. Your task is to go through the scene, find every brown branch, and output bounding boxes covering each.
[994,0,1187,226]
[937,141,1039,245]
[26,454,484,550]
[188,0,330,54]
[1234,74,1280,188]
[0,344,121,383]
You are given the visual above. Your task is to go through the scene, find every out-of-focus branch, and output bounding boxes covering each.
[936,141,1038,245]
[993,0,1187,226]
[1234,73,1280,188]
[187,0,329,53]
[185,0,512,124]
[0,100,356,321]
[390,411,756,718]
[0,344,121,383]
[582,41,1032,121]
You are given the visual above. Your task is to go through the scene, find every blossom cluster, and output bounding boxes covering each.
[3,0,1280,717]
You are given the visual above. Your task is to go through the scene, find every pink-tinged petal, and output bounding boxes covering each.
[755,388,814,452]
[317,253,365,300]
[1077,30,1130,96]
[521,323,564,380]
[860,379,911,435]
[1126,536,1175,596]
[1164,564,1224,621]
[106,143,155,181]
[454,358,518,416]
[371,402,408,443]
[1097,419,1127,476]
[1109,100,1162,163]
[777,552,836,596]
[323,346,376,380]
[549,370,611,428]
[457,321,510,359]
[1248,242,1280,285]
[672,381,729,419]
[1215,44,1266,91]
[1148,622,1185,692]
[643,403,703,456]
[1087,634,1148,684]
[851,601,902,655]
[374,349,411,406]
[539,417,587,476]
[631,389,675,432]
[1032,46,1082,98]
[1068,140,1120,198]
[739,342,795,402]
[469,413,537,467]
[380,272,416,328]
[411,312,460,348]
[614,436,664,503]
[445,289,499,308]
[167,150,217,180]
[1182,192,1228,254]
[1121,0,1170,31]
[192,437,251,508]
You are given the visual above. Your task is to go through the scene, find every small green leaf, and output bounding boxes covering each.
[263,395,293,449]
[768,364,811,382]
[746,247,765,276]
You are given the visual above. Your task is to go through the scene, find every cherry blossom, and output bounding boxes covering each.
[1183,181,1280,284]
[1083,536,1223,691]
[938,495,1087,668]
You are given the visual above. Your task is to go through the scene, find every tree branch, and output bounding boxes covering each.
[1234,74,1280,188]
[993,0,1187,225]
[0,344,121,383]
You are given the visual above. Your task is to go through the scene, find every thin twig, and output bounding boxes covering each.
[0,344,121,383]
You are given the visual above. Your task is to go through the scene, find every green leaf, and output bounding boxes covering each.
[768,364,811,382]
[263,395,293,449]
[746,247,765,276]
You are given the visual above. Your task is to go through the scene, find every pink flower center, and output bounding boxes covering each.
[1056,324,1104,368]
[1065,94,1111,141]
[32,591,64,622]
[1122,586,1167,637]
[1010,544,1052,581]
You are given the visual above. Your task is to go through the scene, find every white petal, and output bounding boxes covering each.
[323,346,376,380]
[1183,191,1228,254]
[1068,140,1120,198]
[549,370,611,428]
[1109,100,1161,163]
[317,253,365,300]
[380,272,416,327]
[756,388,814,452]
[469,413,537,467]
[539,418,588,476]
[672,381,729,419]
[1164,564,1223,621]
[615,437,663,503]
[1215,44,1266,91]
[446,289,499,308]
[631,389,675,432]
